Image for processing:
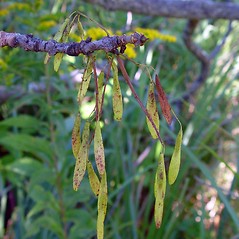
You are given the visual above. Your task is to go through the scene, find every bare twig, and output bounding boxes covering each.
[179,19,232,102]
[183,19,209,65]
[83,0,239,20]
[93,62,100,120]
[209,20,233,60]
[0,31,148,56]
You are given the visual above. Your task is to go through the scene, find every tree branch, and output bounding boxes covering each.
[0,31,148,56]
[183,19,209,65]
[180,19,210,102]
[209,20,233,60]
[83,0,239,20]
[179,19,232,102]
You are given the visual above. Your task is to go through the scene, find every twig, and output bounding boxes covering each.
[209,20,233,60]
[183,19,209,65]
[0,31,148,56]
[133,146,151,167]
[179,18,232,102]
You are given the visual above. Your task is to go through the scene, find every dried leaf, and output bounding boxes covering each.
[94,121,105,175]
[44,17,70,65]
[44,53,51,64]
[77,56,95,103]
[168,125,183,185]
[154,153,166,228]
[61,19,74,42]
[54,17,75,71]
[77,15,85,40]
[87,160,100,197]
[97,171,107,239]
[112,61,123,121]
[54,53,64,72]
[146,81,160,139]
[155,75,172,125]
[73,122,90,191]
[54,17,70,42]
[71,113,81,159]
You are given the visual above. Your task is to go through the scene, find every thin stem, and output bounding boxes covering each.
[93,62,99,121]
[99,56,113,117]
[77,11,110,36]
[45,65,68,239]
[117,56,164,145]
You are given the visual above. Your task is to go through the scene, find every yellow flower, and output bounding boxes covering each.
[0,9,9,17]
[124,44,137,58]
[134,27,177,43]
[115,30,123,36]
[70,33,81,42]
[8,3,31,11]
[37,20,56,31]
[0,58,7,70]
[85,27,113,40]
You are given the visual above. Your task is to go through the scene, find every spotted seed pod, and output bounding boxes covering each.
[112,60,123,121]
[54,17,74,71]
[54,17,70,42]
[78,56,95,103]
[44,17,70,65]
[168,125,183,185]
[73,121,90,191]
[71,113,81,159]
[97,171,107,239]
[94,121,105,176]
[87,160,100,197]
[146,80,160,139]
[77,15,85,40]
[154,153,166,228]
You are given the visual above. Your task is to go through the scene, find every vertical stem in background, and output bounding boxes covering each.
[117,56,164,146]
[45,65,68,239]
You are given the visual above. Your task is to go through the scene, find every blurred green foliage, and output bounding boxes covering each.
[0,0,239,239]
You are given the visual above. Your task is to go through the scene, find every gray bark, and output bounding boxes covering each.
[83,0,239,20]
[0,31,148,56]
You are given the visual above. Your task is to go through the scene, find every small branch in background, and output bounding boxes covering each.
[133,146,151,167]
[183,19,209,65]
[0,31,148,56]
[83,0,239,20]
[178,19,232,103]
[209,20,233,60]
